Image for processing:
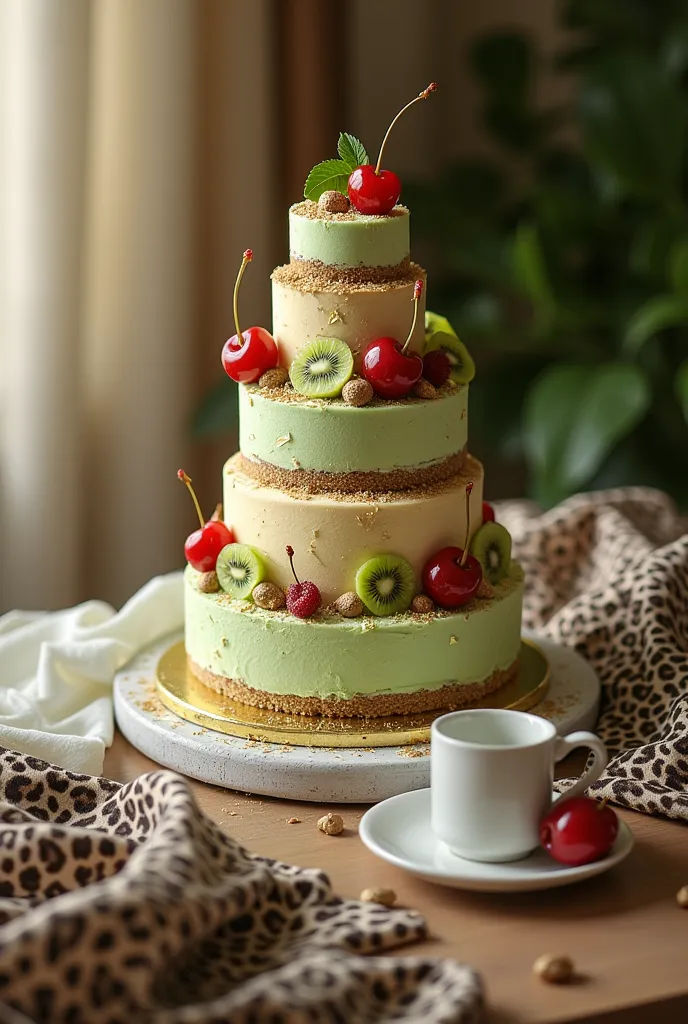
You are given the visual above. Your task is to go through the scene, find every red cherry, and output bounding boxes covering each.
[540,796,619,867]
[423,546,482,608]
[222,326,278,384]
[362,337,423,398]
[348,166,401,216]
[422,349,451,388]
[184,521,233,573]
[422,481,482,608]
[178,469,234,572]
[285,545,321,618]
[347,83,437,216]
[221,249,278,384]
[482,501,496,523]
[362,279,423,398]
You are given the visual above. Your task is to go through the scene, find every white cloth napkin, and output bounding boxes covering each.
[0,572,183,775]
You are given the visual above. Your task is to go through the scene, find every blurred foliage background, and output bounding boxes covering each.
[195,0,688,510]
[407,0,688,508]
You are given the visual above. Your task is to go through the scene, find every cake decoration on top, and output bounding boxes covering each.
[303,83,438,214]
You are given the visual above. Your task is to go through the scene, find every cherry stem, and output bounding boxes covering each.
[286,545,300,585]
[233,249,253,343]
[374,82,438,175]
[178,469,205,529]
[401,279,423,354]
[459,481,474,568]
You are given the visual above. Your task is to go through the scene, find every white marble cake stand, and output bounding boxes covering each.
[113,631,601,804]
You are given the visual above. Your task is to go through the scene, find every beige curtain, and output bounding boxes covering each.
[0,0,281,611]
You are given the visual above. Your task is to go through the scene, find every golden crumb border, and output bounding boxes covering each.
[272,259,424,294]
[291,199,409,223]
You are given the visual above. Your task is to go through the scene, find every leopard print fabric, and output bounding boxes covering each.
[499,487,688,822]
[0,751,482,1024]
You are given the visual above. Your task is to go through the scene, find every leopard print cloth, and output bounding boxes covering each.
[0,751,482,1024]
[500,487,688,822]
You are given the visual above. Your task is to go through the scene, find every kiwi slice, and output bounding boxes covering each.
[425,311,458,340]
[355,554,415,616]
[469,523,512,586]
[424,331,475,385]
[290,337,354,398]
[216,543,267,599]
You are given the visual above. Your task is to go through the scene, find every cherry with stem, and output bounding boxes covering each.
[361,279,424,399]
[422,481,483,609]
[348,83,438,215]
[221,249,279,384]
[178,469,233,572]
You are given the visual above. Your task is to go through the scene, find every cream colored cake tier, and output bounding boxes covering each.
[223,452,485,605]
[271,264,426,372]
[184,563,524,716]
[238,381,468,490]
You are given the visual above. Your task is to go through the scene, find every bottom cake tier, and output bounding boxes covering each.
[183,563,525,717]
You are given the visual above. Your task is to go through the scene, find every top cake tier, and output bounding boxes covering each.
[289,201,410,268]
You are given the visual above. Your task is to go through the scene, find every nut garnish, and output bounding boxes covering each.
[253,582,286,610]
[259,367,289,389]
[333,592,363,618]
[318,190,350,214]
[342,378,374,407]
[533,954,575,984]
[198,571,220,594]
[317,812,344,835]
[413,378,437,400]
[411,594,434,614]
[677,885,688,908]
[360,887,397,907]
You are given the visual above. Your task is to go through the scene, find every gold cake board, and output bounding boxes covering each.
[156,639,549,749]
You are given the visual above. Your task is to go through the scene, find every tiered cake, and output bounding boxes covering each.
[182,181,524,718]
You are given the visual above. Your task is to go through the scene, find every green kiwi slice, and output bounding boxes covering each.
[425,311,458,340]
[468,522,512,586]
[216,543,267,599]
[290,337,354,398]
[355,554,415,616]
[424,331,475,385]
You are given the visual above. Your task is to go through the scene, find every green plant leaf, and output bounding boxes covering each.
[511,222,556,321]
[337,133,368,170]
[579,53,685,200]
[524,362,651,501]
[191,378,238,439]
[669,238,688,293]
[676,359,688,424]
[623,295,688,355]
[303,159,350,201]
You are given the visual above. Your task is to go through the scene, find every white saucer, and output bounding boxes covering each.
[359,789,634,893]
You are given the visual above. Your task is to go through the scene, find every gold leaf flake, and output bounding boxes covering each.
[449,635,458,645]
[461,408,466,419]
[275,434,292,448]
[327,309,343,325]
[221,637,229,647]
[291,457,301,468]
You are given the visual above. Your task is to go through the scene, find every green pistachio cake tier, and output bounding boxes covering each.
[289,201,410,268]
[184,563,524,717]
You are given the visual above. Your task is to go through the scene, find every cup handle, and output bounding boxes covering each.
[552,731,608,807]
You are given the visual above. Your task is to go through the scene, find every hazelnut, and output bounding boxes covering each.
[476,578,495,599]
[342,378,374,407]
[198,571,220,594]
[411,594,434,614]
[413,378,437,400]
[287,817,301,824]
[533,954,575,984]
[676,885,688,908]
[360,887,397,908]
[317,812,344,836]
[318,190,350,214]
[253,582,286,610]
[259,367,289,390]
[334,592,363,618]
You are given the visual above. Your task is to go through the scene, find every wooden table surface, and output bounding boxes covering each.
[105,732,688,1024]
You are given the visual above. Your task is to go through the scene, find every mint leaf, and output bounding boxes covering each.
[338,133,368,170]
[303,159,351,201]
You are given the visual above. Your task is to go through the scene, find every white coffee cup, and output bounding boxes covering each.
[430,708,608,863]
